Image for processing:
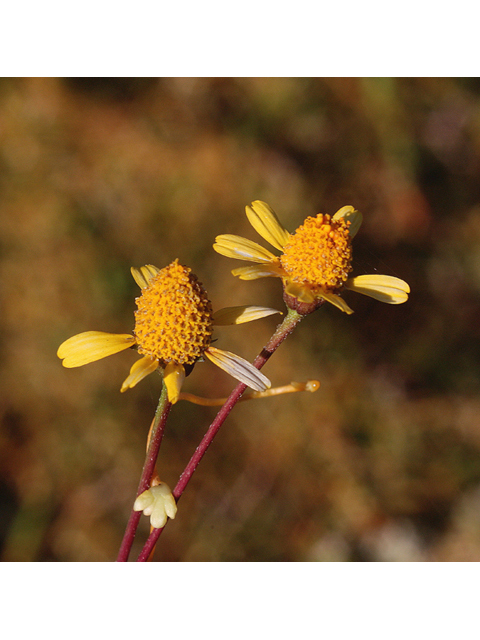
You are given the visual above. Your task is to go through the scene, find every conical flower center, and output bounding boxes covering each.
[134,260,214,365]
[280,214,353,291]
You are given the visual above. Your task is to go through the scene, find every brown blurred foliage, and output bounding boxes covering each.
[1,77,480,561]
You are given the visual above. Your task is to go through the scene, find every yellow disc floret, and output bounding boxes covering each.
[134,260,214,366]
[280,214,353,292]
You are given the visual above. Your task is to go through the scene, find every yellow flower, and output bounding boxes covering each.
[214,201,410,315]
[57,259,279,403]
[133,481,177,529]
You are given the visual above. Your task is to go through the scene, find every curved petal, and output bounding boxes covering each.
[121,355,159,392]
[213,306,281,325]
[345,274,410,304]
[131,264,161,289]
[283,280,316,303]
[133,488,155,511]
[246,201,291,251]
[57,331,135,368]
[131,267,148,289]
[283,281,354,314]
[320,291,354,314]
[213,234,277,263]
[163,362,186,404]
[204,346,271,392]
[231,264,283,280]
[332,206,363,238]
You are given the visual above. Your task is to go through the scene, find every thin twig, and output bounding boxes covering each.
[116,382,171,562]
[178,379,320,406]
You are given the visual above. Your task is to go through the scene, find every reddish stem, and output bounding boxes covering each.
[136,309,302,561]
[116,385,171,562]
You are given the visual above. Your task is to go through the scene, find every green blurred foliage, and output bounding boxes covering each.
[1,77,480,561]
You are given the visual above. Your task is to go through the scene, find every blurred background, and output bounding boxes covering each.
[1,77,480,561]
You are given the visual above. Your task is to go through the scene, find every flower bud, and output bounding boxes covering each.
[133,482,177,529]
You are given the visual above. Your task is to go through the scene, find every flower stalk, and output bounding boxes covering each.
[136,308,303,561]
[116,381,171,562]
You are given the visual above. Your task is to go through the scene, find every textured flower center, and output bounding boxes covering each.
[280,214,353,291]
[134,260,214,365]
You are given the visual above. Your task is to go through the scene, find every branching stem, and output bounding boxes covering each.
[136,308,303,561]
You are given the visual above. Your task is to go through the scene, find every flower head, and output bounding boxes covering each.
[133,481,177,530]
[214,201,410,315]
[57,259,279,403]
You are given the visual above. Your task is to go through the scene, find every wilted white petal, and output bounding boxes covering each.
[213,306,281,325]
[204,346,271,392]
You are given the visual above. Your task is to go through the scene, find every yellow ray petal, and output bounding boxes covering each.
[320,291,354,314]
[213,234,278,263]
[283,281,354,313]
[283,280,316,303]
[231,264,283,280]
[204,346,271,392]
[131,264,161,289]
[213,305,281,325]
[332,206,363,238]
[246,201,291,251]
[141,264,161,282]
[163,362,186,404]
[131,267,148,288]
[345,274,410,304]
[120,355,159,392]
[57,331,135,368]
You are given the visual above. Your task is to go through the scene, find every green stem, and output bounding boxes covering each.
[116,382,171,562]
[136,308,302,561]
